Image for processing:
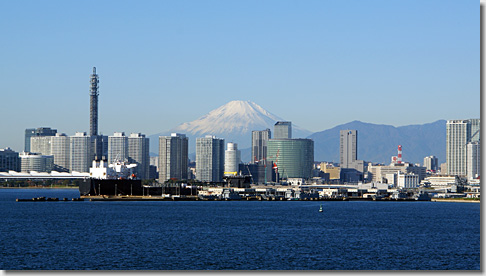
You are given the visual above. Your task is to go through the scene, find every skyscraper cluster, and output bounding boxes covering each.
[16,68,151,179]
[5,68,479,186]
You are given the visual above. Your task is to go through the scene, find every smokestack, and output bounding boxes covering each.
[397,145,402,164]
[89,67,99,136]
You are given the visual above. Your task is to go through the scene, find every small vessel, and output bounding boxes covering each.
[319,204,323,212]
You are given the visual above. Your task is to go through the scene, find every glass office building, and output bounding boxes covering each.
[267,138,314,179]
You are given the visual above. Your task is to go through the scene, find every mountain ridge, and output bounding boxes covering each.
[308,120,446,164]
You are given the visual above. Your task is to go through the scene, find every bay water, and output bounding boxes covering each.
[0,188,480,270]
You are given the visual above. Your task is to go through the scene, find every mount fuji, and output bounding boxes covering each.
[148,100,313,160]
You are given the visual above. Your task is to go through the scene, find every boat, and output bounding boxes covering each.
[319,204,323,212]
[79,159,143,197]
[79,159,197,199]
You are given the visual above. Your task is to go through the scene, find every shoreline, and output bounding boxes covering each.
[0,186,78,189]
[431,198,480,203]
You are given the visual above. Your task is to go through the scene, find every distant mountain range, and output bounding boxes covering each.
[149,100,446,165]
[308,120,446,165]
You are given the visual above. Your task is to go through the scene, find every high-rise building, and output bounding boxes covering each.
[30,136,52,155]
[108,132,128,164]
[339,130,364,173]
[25,127,57,152]
[340,130,357,168]
[224,142,241,175]
[70,132,91,173]
[0,147,20,172]
[159,133,189,183]
[50,133,70,172]
[274,121,292,139]
[19,152,54,173]
[423,156,438,172]
[267,138,314,179]
[467,141,480,180]
[446,119,480,176]
[128,133,150,179]
[196,135,225,182]
[251,129,271,164]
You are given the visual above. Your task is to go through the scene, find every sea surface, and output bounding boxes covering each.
[0,188,480,270]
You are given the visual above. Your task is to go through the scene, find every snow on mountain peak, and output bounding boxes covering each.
[172,100,282,135]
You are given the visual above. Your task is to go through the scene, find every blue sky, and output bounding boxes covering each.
[0,0,479,152]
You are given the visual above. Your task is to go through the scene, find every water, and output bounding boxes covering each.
[0,189,480,270]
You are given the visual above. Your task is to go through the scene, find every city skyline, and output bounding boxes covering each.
[0,0,479,152]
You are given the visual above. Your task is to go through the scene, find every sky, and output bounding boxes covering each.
[0,0,480,152]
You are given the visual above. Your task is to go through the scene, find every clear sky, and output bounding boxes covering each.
[0,0,479,152]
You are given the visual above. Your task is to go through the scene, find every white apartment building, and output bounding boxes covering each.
[70,132,91,173]
[50,133,70,172]
[108,132,128,164]
[128,133,150,180]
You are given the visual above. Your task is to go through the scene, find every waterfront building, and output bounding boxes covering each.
[423,156,439,172]
[367,163,426,183]
[19,152,54,173]
[0,148,20,172]
[70,132,91,173]
[396,171,419,188]
[267,138,314,179]
[108,132,128,164]
[50,133,70,172]
[274,121,292,139]
[224,142,241,175]
[421,175,458,187]
[128,133,150,179]
[30,136,52,155]
[196,135,225,182]
[251,129,271,164]
[467,141,480,180]
[340,130,364,172]
[159,133,189,182]
[25,127,57,152]
[319,163,341,180]
[446,119,480,176]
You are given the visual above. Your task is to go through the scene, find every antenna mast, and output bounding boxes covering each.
[90,67,99,136]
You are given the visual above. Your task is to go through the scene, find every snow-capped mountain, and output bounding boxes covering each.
[149,100,312,158]
[174,100,282,135]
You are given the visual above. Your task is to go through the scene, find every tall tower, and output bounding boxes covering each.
[90,67,99,137]
[340,130,357,168]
